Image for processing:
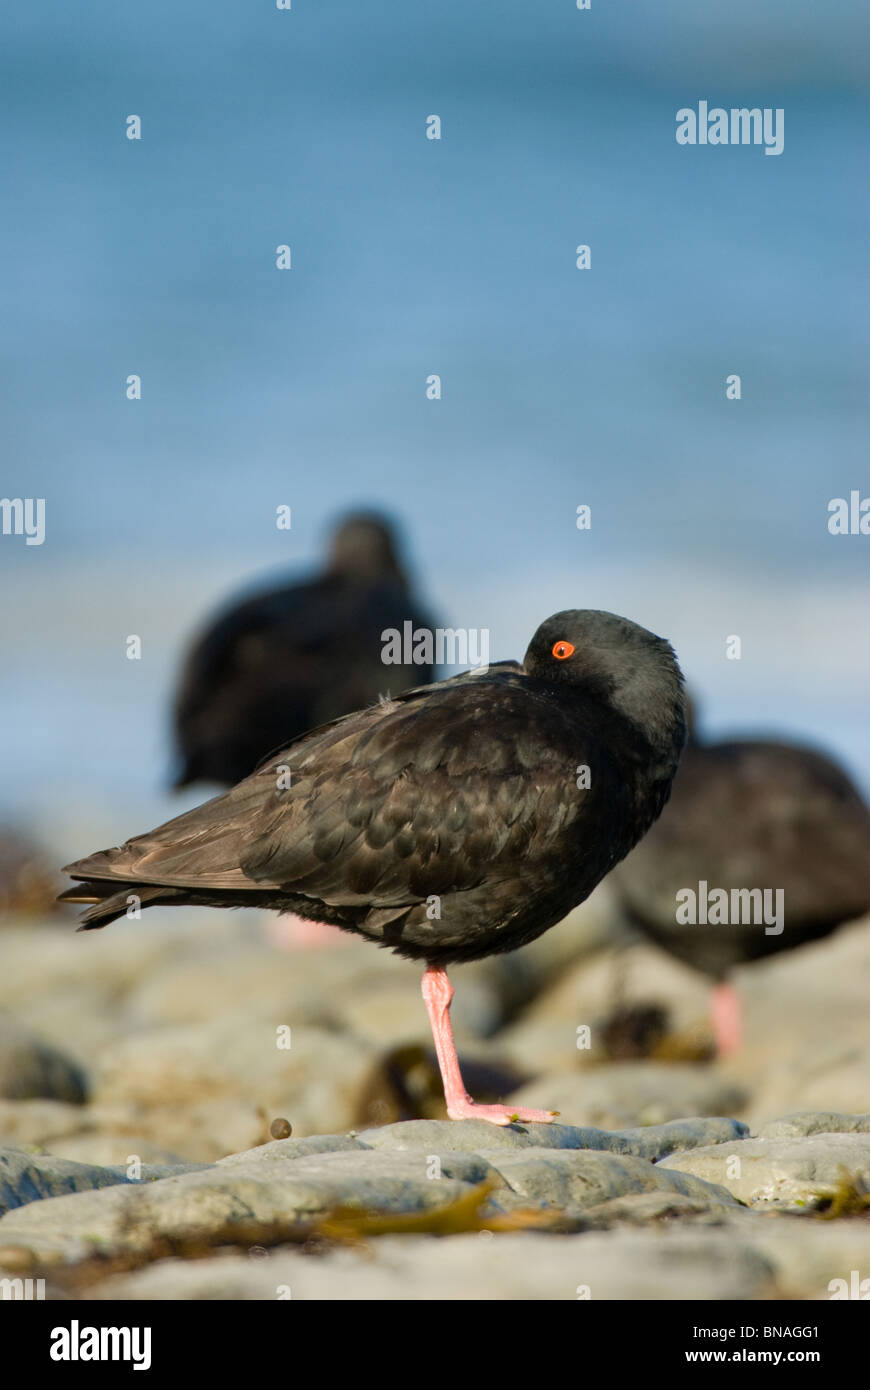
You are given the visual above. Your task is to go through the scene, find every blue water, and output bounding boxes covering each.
[1,1,868,853]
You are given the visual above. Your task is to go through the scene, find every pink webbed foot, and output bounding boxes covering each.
[445,1095,559,1126]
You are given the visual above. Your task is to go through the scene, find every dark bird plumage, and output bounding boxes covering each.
[611,719,870,1050]
[63,608,686,1123]
[172,512,437,788]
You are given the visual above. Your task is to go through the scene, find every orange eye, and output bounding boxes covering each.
[552,640,575,660]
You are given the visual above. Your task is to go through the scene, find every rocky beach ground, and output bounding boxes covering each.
[1,886,869,1300]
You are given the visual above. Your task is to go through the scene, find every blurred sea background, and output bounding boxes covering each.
[1,0,868,858]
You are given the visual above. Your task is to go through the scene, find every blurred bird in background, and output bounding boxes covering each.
[611,700,870,1056]
[171,510,438,947]
[172,511,438,791]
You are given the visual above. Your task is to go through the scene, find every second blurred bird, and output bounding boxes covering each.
[172,512,437,789]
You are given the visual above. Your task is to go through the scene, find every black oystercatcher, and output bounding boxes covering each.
[61,610,687,1125]
[172,512,436,788]
[611,715,870,1055]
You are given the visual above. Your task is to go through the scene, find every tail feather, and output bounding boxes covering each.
[58,880,185,931]
[62,851,134,883]
[57,883,104,904]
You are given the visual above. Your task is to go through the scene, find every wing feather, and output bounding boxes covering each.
[65,669,591,912]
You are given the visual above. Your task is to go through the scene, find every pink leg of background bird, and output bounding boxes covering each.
[422,964,558,1125]
[711,980,742,1056]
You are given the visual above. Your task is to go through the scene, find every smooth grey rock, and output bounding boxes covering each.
[0,1140,739,1270]
[757,1112,870,1140]
[616,1117,749,1161]
[0,1146,203,1216]
[354,1116,749,1163]
[0,1015,87,1104]
[272,1148,497,1189]
[355,1119,604,1152]
[721,1208,870,1300]
[579,1189,730,1228]
[0,1149,492,1266]
[0,1148,130,1216]
[218,1134,366,1164]
[478,1148,740,1213]
[659,1133,870,1208]
[84,1227,775,1301]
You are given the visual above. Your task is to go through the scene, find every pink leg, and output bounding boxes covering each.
[711,980,742,1056]
[264,913,352,950]
[422,965,558,1125]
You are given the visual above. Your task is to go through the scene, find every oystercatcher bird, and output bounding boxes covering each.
[611,714,870,1055]
[62,610,686,1125]
[172,512,436,789]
